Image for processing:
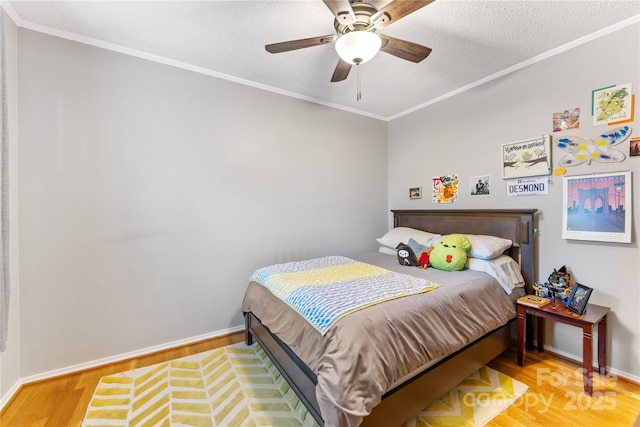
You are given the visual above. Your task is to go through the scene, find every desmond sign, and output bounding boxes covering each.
[506,177,548,197]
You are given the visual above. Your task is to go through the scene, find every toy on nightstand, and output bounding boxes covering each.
[548,265,573,288]
[535,265,574,302]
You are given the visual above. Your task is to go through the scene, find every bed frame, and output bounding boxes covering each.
[245,209,538,426]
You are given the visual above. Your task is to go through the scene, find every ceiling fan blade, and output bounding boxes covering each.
[323,0,356,25]
[331,59,352,82]
[380,34,432,63]
[372,0,435,29]
[266,34,337,54]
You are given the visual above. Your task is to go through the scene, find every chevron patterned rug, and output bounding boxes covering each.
[81,342,527,427]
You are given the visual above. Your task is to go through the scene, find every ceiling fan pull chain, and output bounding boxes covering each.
[356,64,362,101]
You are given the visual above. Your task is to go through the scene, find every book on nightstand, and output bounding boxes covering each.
[517,294,551,308]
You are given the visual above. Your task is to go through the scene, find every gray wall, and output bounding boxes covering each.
[16,29,388,377]
[388,23,640,379]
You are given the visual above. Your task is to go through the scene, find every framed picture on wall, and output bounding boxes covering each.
[501,135,551,179]
[562,171,632,243]
[470,175,490,196]
[432,175,459,204]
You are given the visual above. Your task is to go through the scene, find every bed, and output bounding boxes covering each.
[242,209,537,427]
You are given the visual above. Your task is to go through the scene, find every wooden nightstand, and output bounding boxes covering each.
[517,299,610,396]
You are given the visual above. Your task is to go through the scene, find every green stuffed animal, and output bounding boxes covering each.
[429,234,471,272]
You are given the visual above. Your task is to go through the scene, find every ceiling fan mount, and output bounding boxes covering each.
[332,3,384,35]
[266,0,435,83]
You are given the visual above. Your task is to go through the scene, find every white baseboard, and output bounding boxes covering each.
[0,380,21,411]
[0,324,245,410]
[543,344,640,384]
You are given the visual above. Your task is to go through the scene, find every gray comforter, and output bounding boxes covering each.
[241,252,524,427]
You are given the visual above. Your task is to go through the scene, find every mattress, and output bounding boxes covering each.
[241,251,525,427]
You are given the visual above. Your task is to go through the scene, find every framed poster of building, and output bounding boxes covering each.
[562,171,631,243]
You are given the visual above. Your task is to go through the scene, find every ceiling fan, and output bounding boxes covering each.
[265,0,435,84]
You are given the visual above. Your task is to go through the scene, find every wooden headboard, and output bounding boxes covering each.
[392,209,538,293]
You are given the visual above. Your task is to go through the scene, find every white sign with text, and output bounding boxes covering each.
[506,177,548,197]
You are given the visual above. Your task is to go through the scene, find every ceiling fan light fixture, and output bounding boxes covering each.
[335,31,381,65]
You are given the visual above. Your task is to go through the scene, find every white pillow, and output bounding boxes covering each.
[466,255,524,294]
[434,234,512,259]
[378,246,397,256]
[376,227,441,250]
[467,234,512,259]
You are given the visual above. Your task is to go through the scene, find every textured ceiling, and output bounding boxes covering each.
[5,1,640,120]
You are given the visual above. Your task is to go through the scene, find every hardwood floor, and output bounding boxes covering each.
[0,333,245,427]
[487,349,640,427]
[2,334,639,427]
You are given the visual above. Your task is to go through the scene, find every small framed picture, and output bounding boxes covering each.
[409,187,422,199]
[470,175,490,196]
[566,283,593,315]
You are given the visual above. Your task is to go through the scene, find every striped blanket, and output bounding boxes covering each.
[250,256,441,335]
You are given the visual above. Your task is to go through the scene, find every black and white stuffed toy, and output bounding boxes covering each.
[396,243,420,267]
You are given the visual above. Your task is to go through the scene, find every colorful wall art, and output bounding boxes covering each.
[432,175,459,203]
[501,135,551,179]
[553,108,580,132]
[592,83,634,126]
[556,126,631,167]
